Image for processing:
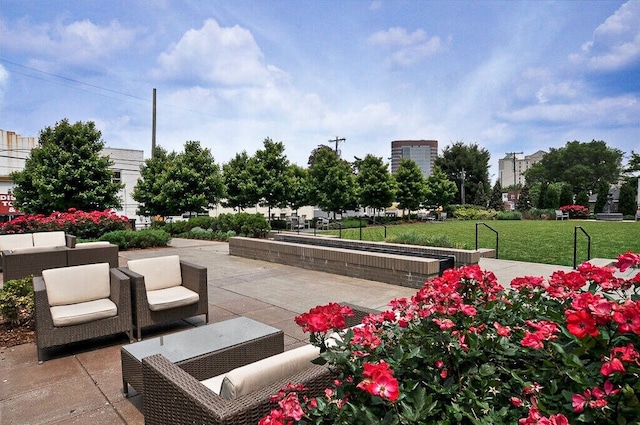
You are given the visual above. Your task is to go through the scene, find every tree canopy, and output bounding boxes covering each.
[308,148,358,217]
[394,158,426,218]
[251,138,291,217]
[132,141,223,217]
[524,140,623,193]
[222,151,258,211]
[11,119,123,214]
[425,166,458,208]
[434,142,490,205]
[354,154,396,214]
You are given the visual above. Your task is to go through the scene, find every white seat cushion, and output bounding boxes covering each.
[32,231,66,248]
[50,298,117,327]
[43,263,111,306]
[202,344,320,400]
[0,233,34,250]
[127,255,182,290]
[75,241,111,248]
[8,246,62,254]
[146,286,199,311]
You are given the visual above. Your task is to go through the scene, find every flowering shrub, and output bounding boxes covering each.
[261,251,640,424]
[0,209,129,239]
[560,204,590,219]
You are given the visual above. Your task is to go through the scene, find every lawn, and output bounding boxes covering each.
[326,220,640,267]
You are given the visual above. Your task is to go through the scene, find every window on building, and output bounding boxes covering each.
[112,171,121,183]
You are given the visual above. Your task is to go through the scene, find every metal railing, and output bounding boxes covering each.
[359,217,387,240]
[475,222,499,259]
[573,226,591,269]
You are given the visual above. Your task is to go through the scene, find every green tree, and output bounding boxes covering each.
[516,184,533,212]
[287,164,311,213]
[524,140,623,193]
[251,138,290,218]
[559,183,574,207]
[434,142,490,205]
[308,148,358,217]
[172,141,224,215]
[575,191,590,209]
[488,181,504,211]
[424,166,457,208]
[618,182,636,216]
[473,181,488,207]
[594,181,611,213]
[132,141,223,217]
[543,184,560,209]
[394,158,426,219]
[222,151,258,211]
[536,183,548,209]
[11,119,123,214]
[132,147,178,217]
[355,155,396,215]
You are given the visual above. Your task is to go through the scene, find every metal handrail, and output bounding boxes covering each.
[475,222,499,259]
[359,216,387,240]
[573,226,591,269]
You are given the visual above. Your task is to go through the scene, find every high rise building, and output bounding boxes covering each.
[390,140,438,177]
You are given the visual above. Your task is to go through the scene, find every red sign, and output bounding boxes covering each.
[0,194,22,215]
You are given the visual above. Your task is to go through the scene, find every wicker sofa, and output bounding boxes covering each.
[141,304,378,425]
[34,263,133,362]
[2,237,119,283]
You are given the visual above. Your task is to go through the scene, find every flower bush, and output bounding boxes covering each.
[0,209,130,239]
[560,204,590,219]
[261,251,640,424]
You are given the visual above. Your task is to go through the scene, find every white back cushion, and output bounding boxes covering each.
[0,233,34,250]
[43,263,111,306]
[127,255,182,291]
[32,231,66,248]
[218,344,320,400]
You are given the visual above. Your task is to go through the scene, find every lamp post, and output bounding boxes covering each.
[459,169,466,205]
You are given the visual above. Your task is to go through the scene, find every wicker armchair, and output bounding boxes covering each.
[66,241,119,268]
[34,263,133,362]
[119,256,209,340]
[140,304,380,425]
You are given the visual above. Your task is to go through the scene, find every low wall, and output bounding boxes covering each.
[229,237,442,289]
[272,233,494,267]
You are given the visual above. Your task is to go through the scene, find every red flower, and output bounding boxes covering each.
[612,301,640,334]
[357,361,400,401]
[565,310,599,339]
[294,303,354,333]
[493,321,512,337]
[616,251,640,272]
[600,358,625,376]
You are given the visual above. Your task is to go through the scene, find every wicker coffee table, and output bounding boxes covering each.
[121,317,284,396]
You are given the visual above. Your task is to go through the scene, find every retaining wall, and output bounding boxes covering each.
[228,236,493,289]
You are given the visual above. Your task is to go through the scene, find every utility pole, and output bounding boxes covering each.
[152,88,157,158]
[460,168,466,205]
[329,136,346,157]
[506,151,523,187]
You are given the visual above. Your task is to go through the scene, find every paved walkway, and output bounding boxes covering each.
[0,239,630,424]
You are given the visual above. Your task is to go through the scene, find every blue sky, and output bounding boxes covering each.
[1,0,638,180]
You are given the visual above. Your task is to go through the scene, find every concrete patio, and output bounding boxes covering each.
[0,238,627,424]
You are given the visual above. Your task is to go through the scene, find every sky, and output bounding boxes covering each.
[1,0,639,181]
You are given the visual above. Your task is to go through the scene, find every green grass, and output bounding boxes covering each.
[326,220,640,267]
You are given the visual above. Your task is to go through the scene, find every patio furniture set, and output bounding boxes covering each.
[27,231,377,424]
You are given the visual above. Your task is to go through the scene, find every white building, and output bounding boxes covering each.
[0,129,144,221]
[498,150,545,187]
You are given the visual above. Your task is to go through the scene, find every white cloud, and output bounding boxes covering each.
[368,27,447,66]
[152,19,286,86]
[499,95,640,126]
[2,18,137,64]
[569,1,640,70]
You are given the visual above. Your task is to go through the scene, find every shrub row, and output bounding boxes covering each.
[0,209,130,239]
[385,231,470,249]
[99,229,171,250]
[152,213,269,238]
[0,277,33,327]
